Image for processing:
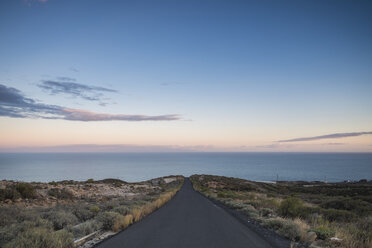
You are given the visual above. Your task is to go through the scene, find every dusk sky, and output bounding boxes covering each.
[0,0,371,152]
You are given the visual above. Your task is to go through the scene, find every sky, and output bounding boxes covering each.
[0,0,371,152]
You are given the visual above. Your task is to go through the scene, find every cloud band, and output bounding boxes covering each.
[0,84,180,122]
[278,132,372,142]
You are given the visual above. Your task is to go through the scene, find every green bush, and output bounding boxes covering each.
[113,206,129,216]
[264,218,308,241]
[89,205,100,215]
[43,210,78,230]
[97,211,124,231]
[48,188,73,200]
[278,197,304,218]
[15,183,35,199]
[69,220,100,238]
[0,188,21,201]
[241,205,259,219]
[263,218,285,230]
[72,205,94,221]
[4,228,73,248]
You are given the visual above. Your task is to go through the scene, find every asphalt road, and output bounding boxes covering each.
[96,178,283,248]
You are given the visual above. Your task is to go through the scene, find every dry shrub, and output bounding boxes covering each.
[123,214,133,228]
[131,187,180,223]
[112,214,125,232]
[70,220,100,238]
[132,208,143,222]
[98,212,133,232]
[43,210,78,230]
[264,217,309,242]
[335,217,372,248]
[98,212,123,231]
[293,218,310,242]
[4,228,73,248]
[279,197,305,219]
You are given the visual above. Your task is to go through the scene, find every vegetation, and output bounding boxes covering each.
[278,197,304,218]
[0,176,184,248]
[4,228,73,248]
[48,188,74,200]
[0,182,35,201]
[15,183,36,199]
[190,174,372,248]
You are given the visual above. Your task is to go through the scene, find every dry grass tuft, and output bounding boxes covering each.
[112,214,134,232]
[130,180,183,224]
[293,218,310,242]
[132,208,143,222]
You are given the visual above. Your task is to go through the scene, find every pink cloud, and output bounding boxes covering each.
[62,109,181,122]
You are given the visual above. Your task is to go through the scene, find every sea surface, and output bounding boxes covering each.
[0,152,371,183]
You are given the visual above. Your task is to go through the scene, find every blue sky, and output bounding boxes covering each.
[0,0,371,152]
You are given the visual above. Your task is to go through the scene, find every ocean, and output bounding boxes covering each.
[0,152,371,183]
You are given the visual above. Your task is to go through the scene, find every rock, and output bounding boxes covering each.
[4,199,12,204]
[151,179,161,185]
[306,231,317,243]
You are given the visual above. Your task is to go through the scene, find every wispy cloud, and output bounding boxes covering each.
[69,67,79,73]
[24,0,48,5]
[62,109,180,122]
[38,79,117,105]
[0,84,180,122]
[278,132,372,143]
[56,76,76,82]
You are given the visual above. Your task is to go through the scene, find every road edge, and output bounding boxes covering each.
[189,178,291,248]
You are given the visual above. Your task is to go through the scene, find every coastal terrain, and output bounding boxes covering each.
[191,175,372,248]
[0,176,183,247]
[1,175,371,248]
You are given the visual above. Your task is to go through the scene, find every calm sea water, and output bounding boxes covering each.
[0,153,371,183]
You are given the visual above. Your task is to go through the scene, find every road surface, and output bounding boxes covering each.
[96,178,285,248]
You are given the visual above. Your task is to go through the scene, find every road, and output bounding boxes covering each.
[96,178,285,248]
